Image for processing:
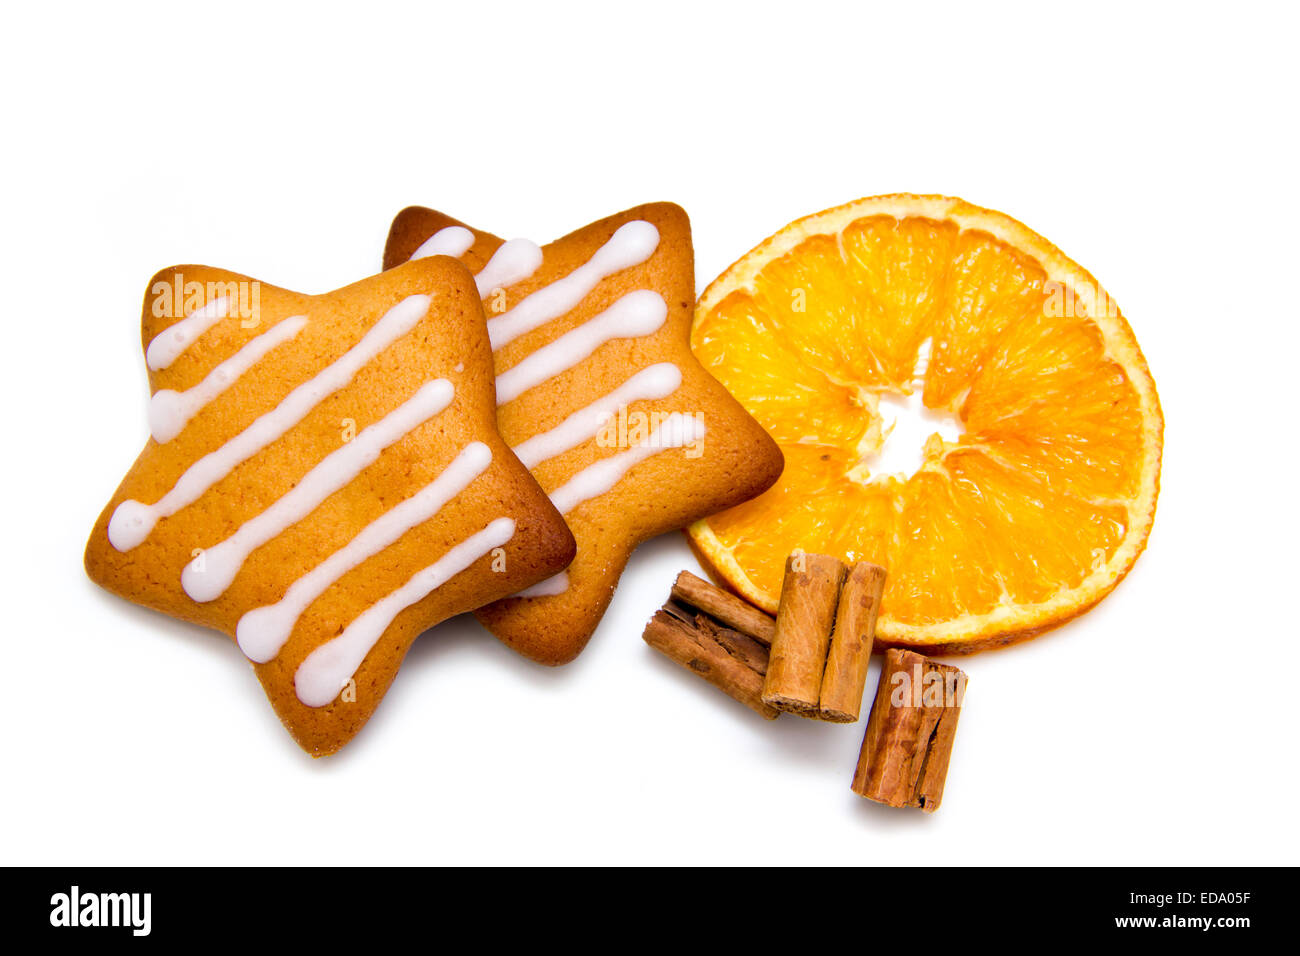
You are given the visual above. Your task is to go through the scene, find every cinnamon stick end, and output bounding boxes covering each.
[759,691,822,716]
[813,707,857,724]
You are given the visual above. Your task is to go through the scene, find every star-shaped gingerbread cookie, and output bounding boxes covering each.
[384,202,783,664]
[85,257,576,756]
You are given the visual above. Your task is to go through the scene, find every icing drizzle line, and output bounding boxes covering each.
[515,572,570,599]
[108,294,434,552]
[146,296,230,371]
[549,412,706,516]
[495,291,667,407]
[294,517,516,707]
[474,238,543,296]
[408,227,543,297]
[486,220,659,351]
[410,226,475,260]
[237,442,492,664]
[512,363,682,469]
[182,379,456,603]
[148,314,309,443]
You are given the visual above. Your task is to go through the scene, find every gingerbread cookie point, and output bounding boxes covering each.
[385,202,783,666]
[86,255,575,756]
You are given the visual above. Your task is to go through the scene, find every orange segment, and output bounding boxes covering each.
[695,290,874,450]
[840,215,956,388]
[924,229,1048,411]
[964,307,1147,502]
[689,195,1162,653]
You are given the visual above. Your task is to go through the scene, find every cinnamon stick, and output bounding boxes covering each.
[692,612,769,674]
[851,648,967,812]
[643,605,779,720]
[761,553,846,714]
[818,562,887,722]
[671,571,776,646]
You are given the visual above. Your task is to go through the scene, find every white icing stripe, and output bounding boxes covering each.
[236,442,492,664]
[181,379,456,602]
[512,363,682,469]
[148,315,309,443]
[474,238,543,296]
[108,294,434,552]
[550,412,707,516]
[486,220,659,351]
[406,228,542,296]
[146,296,231,371]
[294,517,516,707]
[411,226,475,260]
[514,572,569,598]
[494,291,667,407]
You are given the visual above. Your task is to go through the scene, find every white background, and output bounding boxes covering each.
[2,1,1296,865]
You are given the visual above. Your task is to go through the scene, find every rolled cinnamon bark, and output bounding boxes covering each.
[819,562,887,722]
[671,570,776,646]
[851,648,966,812]
[694,612,769,675]
[643,605,779,720]
[761,553,846,714]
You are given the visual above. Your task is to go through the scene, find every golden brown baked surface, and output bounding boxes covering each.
[385,203,783,664]
[85,257,575,755]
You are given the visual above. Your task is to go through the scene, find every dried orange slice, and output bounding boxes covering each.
[689,195,1162,653]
